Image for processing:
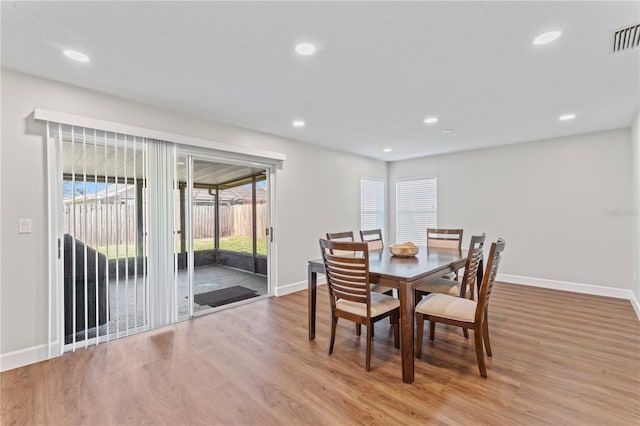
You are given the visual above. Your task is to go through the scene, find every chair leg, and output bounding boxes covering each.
[385,289,394,327]
[366,321,372,372]
[329,315,337,354]
[356,323,361,336]
[391,312,400,349]
[429,320,436,341]
[463,328,469,339]
[483,314,492,357]
[384,289,394,327]
[474,326,487,378]
[416,313,424,358]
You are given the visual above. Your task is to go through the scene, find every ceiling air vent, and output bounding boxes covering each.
[613,23,640,52]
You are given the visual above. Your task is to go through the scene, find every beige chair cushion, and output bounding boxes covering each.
[331,249,355,257]
[416,277,461,296]
[337,292,400,317]
[442,271,457,280]
[371,284,393,294]
[416,293,477,322]
[367,240,384,251]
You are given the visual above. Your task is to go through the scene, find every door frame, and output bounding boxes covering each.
[177,146,278,308]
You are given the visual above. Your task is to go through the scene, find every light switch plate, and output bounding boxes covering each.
[19,218,32,234]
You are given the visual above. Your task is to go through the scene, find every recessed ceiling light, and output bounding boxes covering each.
[292,120,305,128]
[424,117,439,125]
[295,42,316,56]
[441,129,454,134]
[383,148,392,152]
[533,31,562,45]
[558,113,576,121]
[63,49,90,62]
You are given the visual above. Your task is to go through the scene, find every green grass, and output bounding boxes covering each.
[96,236,266,259]
[96,244,137,260]
[219,236,268,256]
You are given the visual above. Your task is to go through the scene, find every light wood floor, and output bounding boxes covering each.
[2,282,639,425]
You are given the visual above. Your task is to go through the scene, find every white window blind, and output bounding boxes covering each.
[53,123,152,351]
[360,177,385,233]
[48,122,181,354]
[396,177,437,246]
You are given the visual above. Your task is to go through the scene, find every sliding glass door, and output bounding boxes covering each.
[47,121,275,356]
[175,154,271,317]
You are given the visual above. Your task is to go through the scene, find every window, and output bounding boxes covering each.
[396,177,437,245]
[360,177,385,234]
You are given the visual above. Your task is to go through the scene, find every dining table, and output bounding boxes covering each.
[308,245,481,384]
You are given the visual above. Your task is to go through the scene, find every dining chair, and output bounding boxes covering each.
[416,233,485,301]
[359,228,384,251]
[326,231,357,256]
[416,233,485,338]
[319,239,400,371]
[327,231,392,295]
[415,239,506,378]
[326,231,393,336]
[360,228,396,318]
[427,228,464,280]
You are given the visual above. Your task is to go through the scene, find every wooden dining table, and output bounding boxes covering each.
[308,246,477,384]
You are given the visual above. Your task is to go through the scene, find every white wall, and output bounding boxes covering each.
[631,109,640,311]
[2,67,636,368]
[388,129,633,292]
[0,69,385,360]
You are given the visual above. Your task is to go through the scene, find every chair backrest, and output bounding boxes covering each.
[427,228,464,250]
[326,231,355,256]
[319,239,371,316]
[359,229,384,251]
[459,234,486,298]
[475,239,506,322]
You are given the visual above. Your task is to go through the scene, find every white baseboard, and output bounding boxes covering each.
[278,273,639,319]
[0,343,49,372]
[498,273,639,320]
[631,292,640,320]
[275,276,326,297]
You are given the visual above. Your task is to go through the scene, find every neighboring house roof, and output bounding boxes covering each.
[65,184,266,205]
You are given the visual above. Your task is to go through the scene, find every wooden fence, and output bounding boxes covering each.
[64,204,137,247]
[64,203,267,247]
[195,204,267,239]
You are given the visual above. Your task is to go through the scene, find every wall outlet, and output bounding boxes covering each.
[19,218,32,234]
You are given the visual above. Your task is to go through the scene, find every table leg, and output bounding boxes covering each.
[398,282,415,384]
[308,265,317,340]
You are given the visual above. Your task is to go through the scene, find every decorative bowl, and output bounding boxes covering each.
[390,243,419,257]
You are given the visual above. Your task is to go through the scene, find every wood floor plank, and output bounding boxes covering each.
[1,282,639,425]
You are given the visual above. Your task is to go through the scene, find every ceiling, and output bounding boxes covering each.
[60,139,265,186]
[2,1,638,162]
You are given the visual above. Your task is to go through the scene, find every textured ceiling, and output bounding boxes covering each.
[2,1,639,161]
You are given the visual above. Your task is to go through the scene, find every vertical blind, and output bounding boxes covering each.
[360,177,385,232]
[53,123,150,350]
[396,177,437,245]
[49,122,179,352]
[146,140,177,330]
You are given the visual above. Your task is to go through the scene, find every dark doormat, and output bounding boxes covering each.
[194,286,259,308]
